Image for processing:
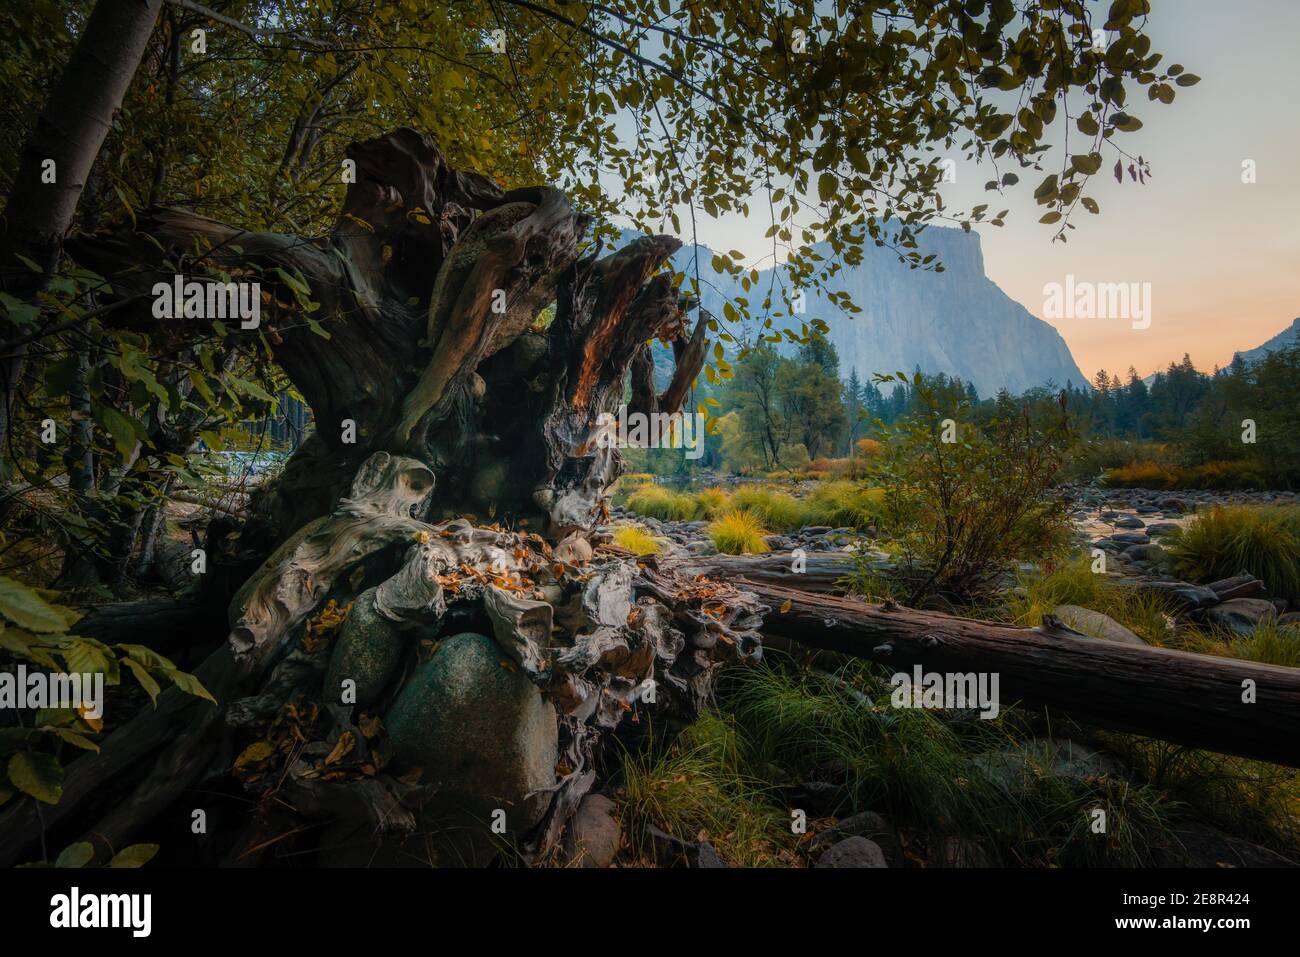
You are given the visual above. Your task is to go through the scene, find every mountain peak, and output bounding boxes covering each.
[611,223,1089,395]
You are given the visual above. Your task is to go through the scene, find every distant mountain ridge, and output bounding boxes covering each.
[615,225,1090,396]
[1234,317,1300,365]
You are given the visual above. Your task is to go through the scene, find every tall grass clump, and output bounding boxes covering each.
[694,486,734,519]
[625,485,700,521]
[997,558,1177,645]
[730,486,807,532]
[709,510,770,555]
[618,714,797,866]
[804,481,886,528]
[721,662,1175,866]
[613,524,662,555]
[1166,505,1300,602]
[1167,617,1300,669]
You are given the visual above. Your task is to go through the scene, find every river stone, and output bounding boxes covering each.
[1204,598,1279,636]
[385,632,557,860]
[562,793,621,868]
[1053,604,1147,645]
[1131,579,1220,610]
[815,836,888,868]
[325,587,402,708]
[1123,543,1166,564]
[1113,515,1145,528]
[1110,531,1150,545]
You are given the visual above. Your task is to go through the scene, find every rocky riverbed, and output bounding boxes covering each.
[606,483,1300,640]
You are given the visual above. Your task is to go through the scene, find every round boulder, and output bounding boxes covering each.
[385,632,558,860]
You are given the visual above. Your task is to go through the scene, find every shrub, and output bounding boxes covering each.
[709,510,771,554]
[619,472,655,487]
[625,485,700,521]
[855,438,884,459]
[777,442,810,468]
[613,524,662,555]
[1064,439,1170,483]
[1101,458,1268,491]
[1166,505,1300,602]
[871,375,1075,603]
[1102,460,1180,489]
[1187,460,1267,490]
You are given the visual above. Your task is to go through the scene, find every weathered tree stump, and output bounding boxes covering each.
[0,128,751,866]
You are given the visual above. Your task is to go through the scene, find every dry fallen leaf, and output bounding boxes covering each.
[324,730,355,766]
[235,740,276,770]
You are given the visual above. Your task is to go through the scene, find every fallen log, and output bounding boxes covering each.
[73,598,226,653]
[744,580,1300,768]
[664,550,868,593]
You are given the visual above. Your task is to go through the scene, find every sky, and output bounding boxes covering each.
[650,0,1300,380]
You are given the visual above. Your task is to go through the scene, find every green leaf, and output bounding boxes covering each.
[121,658,161,706]
[118,644,176,671]
[93,404,143,460]
[817,172,837,202]
[0,293,40,328]
[55,842,94,868]
[58,637,119,683]
[8,751,64,804]
[51,728,99,753]
[109,844,159,868]
[0,577,78,633]
[164,668,217,705]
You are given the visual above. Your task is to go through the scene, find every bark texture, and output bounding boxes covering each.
[3,128,723,866]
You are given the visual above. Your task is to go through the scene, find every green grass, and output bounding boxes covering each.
[1166,616,1300,668]
[618,714,798,867]
[694,486,734,519]
[625,485,701,522]
[708,510,770,555]
[617,655,1300,867]
[730,486,807,532]
[1098,734,1300,857]
[612,524,662,555]
[721,662,1177,866]
[997,557,1178,646]
[1166,505,1300,602]
[802,481,886,528]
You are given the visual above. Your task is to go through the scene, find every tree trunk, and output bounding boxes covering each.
[738,578,1300,768]
[0,0,163,449]
[0,128,733,866]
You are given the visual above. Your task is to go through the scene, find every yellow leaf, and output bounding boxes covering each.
[324,731,355,766]
[234,740,276,769]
